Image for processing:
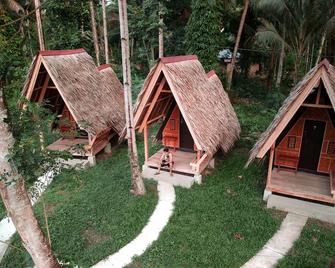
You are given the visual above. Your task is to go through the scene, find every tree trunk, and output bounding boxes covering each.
[34,0,45,50]
[118,0,145,196]
[89,0,100,65]
[158,1,164,58]
[226,0,249,91]
[315,30,326,66]
[275,40,285,89]
[266,48,275,91]
[0,91,59,268]
[101,0,109,64]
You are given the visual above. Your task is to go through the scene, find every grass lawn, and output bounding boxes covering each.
[2,101,334,267]
[1,145,158,268]
[277,219,335,268]
[129,147,284,268]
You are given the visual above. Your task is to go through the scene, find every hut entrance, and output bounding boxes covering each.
[298,120,326,172]
[180,114,194,151]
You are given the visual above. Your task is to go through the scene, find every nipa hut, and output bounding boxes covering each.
[134,55,240,185]
[22,49,125,164]
[247,59,335,206]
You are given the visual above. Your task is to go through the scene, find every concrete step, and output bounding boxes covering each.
[142,165,198,188]
[267,194,335,224]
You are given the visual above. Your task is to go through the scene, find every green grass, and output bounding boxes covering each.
[277,219,335,268]
[129,148,284,268]
[1,145,157,268]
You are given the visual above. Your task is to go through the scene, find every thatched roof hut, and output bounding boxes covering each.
[23,49,125,159]
[247,59,335,166]
[23,49,125,135]
[134,55,240,156]
[134,55,240,182]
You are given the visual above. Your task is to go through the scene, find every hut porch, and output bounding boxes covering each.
[268,168,335,204]
[145,148,204,176]
[47,137,90,157]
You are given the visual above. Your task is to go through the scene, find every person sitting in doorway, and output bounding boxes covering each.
[155,147,174,176]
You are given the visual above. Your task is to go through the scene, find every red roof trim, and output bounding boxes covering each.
[39,48,86,56]
[98,64,111,71]
[207,70,216,78]
[319,58,330,69]
[160,55,198,64]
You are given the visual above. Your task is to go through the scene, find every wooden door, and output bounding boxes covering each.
[162,106,180,148]
[298,120,326,171]
[180,114,194,151]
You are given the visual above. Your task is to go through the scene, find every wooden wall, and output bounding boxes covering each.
[274,107,335,174]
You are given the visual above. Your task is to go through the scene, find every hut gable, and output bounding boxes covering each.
[134,55,240,155]
[247,59,335,166]
[23,49,125,136]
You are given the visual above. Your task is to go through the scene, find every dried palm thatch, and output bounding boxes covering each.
[134,55,240,155]
[23,49,125,136]
[247,59,335,166]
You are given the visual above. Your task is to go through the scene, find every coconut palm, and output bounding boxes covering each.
[254,0,335,83]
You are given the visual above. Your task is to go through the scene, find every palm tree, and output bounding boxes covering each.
[254,0,335,83]
[118,0,145,195]
[101,0,110,64]
[89,0,101,65]
[227,0,250,91]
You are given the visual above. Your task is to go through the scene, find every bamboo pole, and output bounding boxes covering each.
[118,0,145,195]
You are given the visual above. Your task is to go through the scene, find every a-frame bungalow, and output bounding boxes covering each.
[133,55,240,186]
[22,49,125,164]
[247,59,335,212]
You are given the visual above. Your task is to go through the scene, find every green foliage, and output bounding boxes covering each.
[185,0,224,71]
[265,89,285,110]
[232,74,268,99]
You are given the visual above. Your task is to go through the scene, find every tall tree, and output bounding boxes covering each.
[158,1,164,58]
[101,0,109,64]
[226,0,250,91]
[118,0,145,195]
[185,0,224,71]
[254,0,335,83]
[0,92,59,267]
[34,0,45,50]
[89,0,100,65]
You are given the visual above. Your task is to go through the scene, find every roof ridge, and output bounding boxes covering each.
[98,64,111,71]
[207,70,216,78]
[39,48,86,57]
[160,55,198,64]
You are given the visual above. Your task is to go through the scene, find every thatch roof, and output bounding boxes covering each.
[23,49,125,136]
[247,59,335,166]
[134,55,240,155]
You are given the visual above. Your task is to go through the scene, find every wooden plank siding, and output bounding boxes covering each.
[274,107,335,174]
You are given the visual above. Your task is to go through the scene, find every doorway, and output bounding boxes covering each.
[179,115,194,151]
[298,120,326,172]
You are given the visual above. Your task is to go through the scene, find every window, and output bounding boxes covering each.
[170,119,176,130]
[327,141,335,155]
[287,136,296,149]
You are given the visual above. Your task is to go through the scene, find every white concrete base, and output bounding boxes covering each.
[267,194,335,224]
[242,213,307,268]
[142,165,195,188]
[59,158,90,169]
[92,181,175,268]
[263,189,272,202]
[104,143,112,154]
[88,156,96,166]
